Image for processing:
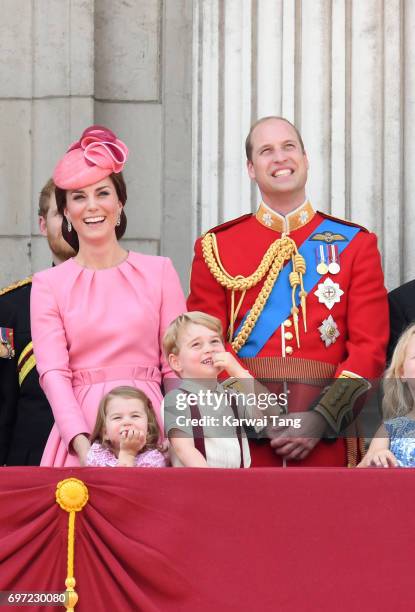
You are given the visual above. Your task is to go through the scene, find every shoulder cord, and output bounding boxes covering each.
[201,233,307,352]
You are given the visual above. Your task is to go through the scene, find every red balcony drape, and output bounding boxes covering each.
[0,467,413,612]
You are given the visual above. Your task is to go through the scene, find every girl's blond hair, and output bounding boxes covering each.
[383,323,415,418]
[90,386,162,452]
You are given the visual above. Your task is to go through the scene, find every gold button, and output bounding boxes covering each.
[283,319,292,327]
[284,331,293,341]
[285,346,293,355]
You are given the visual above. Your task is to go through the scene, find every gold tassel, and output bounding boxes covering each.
[291,304,300,348]
[201,232,309,352]
[289,263,301,348]
[56,478,89,611]
[346,438,358,468]
[202,232,298,352]
[358,436,366,462]
[293,253,307,332]
[228,289,236,342]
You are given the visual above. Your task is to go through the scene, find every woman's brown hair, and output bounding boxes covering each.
[55,172,127,251]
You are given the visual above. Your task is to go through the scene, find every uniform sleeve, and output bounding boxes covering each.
[159,258,187,381]
[335,231,388,380]
[315,232,389,432]
[187,237,230,339]
[187,237,244,379]
[30,272,90,451]
[0,298,17,464]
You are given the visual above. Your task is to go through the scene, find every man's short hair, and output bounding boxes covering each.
[245,116,305,161]
[38,178,56,218]
[163,311,223,357]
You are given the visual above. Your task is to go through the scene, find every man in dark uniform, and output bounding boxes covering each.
[187,116,389,467]
[0,179,74,465]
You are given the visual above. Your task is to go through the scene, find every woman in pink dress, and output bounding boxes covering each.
[30,125,186,466]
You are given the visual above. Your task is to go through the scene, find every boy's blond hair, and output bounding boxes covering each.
[383,323,415,418]
[163,311,223,357]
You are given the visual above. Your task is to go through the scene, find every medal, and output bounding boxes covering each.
[318,315,340,347]
[328,245,340,274]
[314,278,344,310]
[316,245,328,275]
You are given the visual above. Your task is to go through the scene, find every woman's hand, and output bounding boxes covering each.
[357,448,399,468]
[71,434,91,466]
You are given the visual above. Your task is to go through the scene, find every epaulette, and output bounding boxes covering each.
[318,211,368,233]
[0,276,32,297]
[202,213,253,237]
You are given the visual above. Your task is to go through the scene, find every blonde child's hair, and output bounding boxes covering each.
[90,386,161,451]
[162,311,223,357]
[382,323,415,418]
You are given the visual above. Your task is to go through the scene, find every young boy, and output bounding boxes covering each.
[162,311,269,468]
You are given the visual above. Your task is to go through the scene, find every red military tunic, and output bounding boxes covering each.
[187,200,389,466]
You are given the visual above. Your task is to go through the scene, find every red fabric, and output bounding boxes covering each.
[0,467,413,612]
[188,212,388,380]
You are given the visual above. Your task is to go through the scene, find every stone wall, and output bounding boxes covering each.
[192,0,413,291]
[0,0,193,286]
[1,0,414,291]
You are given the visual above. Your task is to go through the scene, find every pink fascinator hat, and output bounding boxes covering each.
[53,125,129,190]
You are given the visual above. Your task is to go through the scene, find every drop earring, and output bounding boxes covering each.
[67,218,72,232]
[116,212,121,227]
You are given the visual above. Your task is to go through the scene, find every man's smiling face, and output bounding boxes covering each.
[247,118,309,207]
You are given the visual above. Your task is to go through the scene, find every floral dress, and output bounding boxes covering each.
[86,442,167,467]
[384,416,415,467]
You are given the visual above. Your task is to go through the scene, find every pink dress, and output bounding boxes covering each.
[86,442,167,467]
[30,252,186,467]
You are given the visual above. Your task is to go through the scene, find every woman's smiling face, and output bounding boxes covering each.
[64,177,122,246]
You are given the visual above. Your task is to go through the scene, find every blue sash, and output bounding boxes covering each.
[235,218,360,357]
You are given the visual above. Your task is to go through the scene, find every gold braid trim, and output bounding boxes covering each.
[201,232,306,353]
[358,436,366,460]
[0,276,32,296]
[346,438,358,468]
[202,232,293,291]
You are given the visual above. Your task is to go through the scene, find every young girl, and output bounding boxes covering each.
[86,386,167,467]
[358,323,415,468]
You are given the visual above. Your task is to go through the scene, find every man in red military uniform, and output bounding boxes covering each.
[187,116,389,467]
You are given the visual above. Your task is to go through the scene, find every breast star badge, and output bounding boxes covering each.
[314,278,344,310]
[318,315,340,347]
